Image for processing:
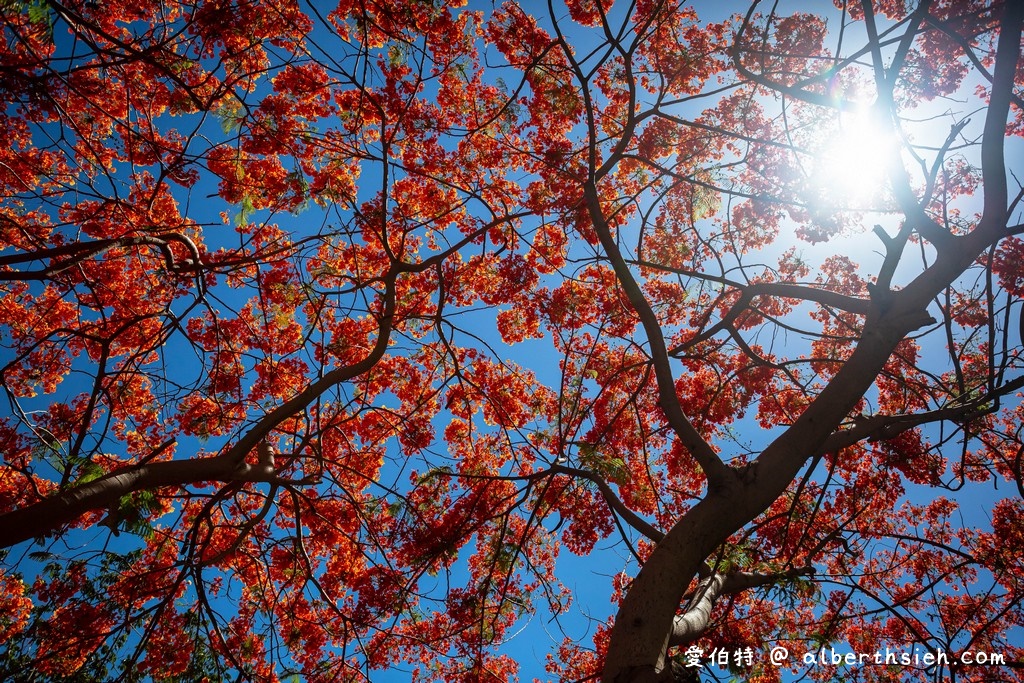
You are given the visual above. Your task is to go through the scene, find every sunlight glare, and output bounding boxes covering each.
[813,107,895,206]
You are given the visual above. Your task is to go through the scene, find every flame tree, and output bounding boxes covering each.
[1,1,1022,681]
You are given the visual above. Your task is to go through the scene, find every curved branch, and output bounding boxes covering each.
[668,566,815,646]
[0,234,202,281]
[0,267,396,548]
[818,374,1024,455]
[979,0,1023,225]
[0,455,237,548]
[552,464,665,543]
[668,573,725,647]
[583,180,731,486]
[667,281,872,356]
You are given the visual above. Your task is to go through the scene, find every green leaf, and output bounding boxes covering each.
[75,462,105,486]
[234,194,256,227]
[25,0,53,28]
[417,465,453,484]
[387,44,405,68]
[215,97,245,134]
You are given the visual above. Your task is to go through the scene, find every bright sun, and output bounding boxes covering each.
[811,108,896,206]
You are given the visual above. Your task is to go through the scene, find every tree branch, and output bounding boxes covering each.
[584,180,731,487]
[553,464,665,542]
[0,234,202,281]
[818,374,1024,455]
[668,566,814,646]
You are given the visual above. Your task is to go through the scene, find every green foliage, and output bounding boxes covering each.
[5,0,56,37]
[30,434,108,490]
[107,490,161,539]
[712,542,754,574]
[214,97,245,135]
[488,540,520,573]
[577,442,629,484]
[387,44,406,68]
[234,194,256,228]
[416,464,454,485]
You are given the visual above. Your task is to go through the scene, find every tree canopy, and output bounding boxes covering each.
[1,0,1022,681]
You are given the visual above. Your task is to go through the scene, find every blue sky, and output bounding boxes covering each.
[2,1,1022,681]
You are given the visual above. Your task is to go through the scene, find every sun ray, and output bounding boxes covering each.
[810,106,897,207]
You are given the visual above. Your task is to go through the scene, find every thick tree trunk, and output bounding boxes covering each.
[602,292,931,682]
[600,498,727,681]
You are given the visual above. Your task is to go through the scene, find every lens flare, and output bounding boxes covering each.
[811,107,895,206]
